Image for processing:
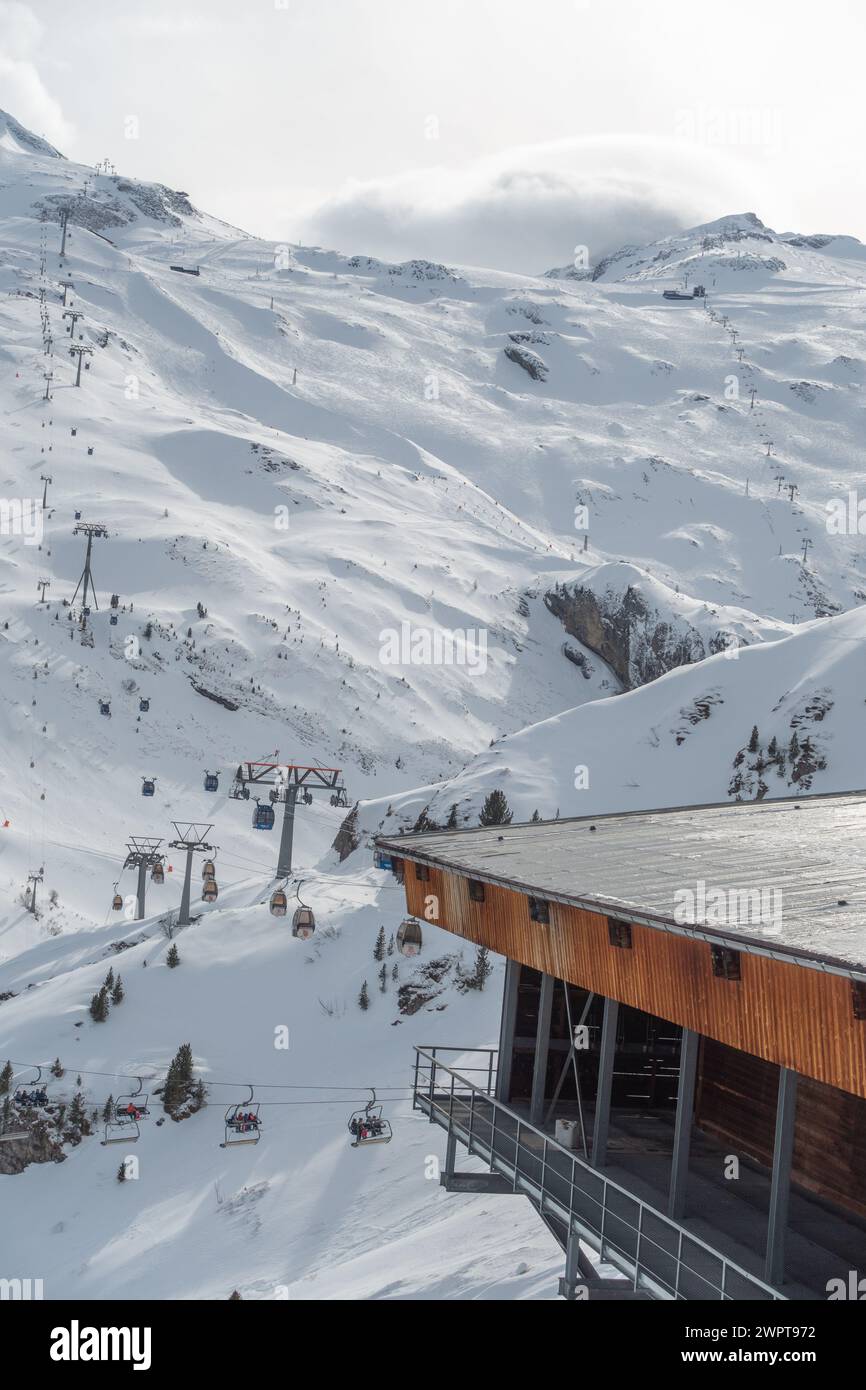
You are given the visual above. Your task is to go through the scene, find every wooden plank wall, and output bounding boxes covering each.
[696,1038,866,1220]
[402,864,866,1100]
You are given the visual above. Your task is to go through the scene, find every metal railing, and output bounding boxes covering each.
[413,1045,786,1302]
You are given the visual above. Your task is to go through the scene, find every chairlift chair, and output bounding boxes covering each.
[13,1067,48,1109]
[114,1077,149,1123]
[220,1086,261,1147]
[253,801,275,831]
[0,1124,30,1145]
[396,918,423,958]
[202,878,219,903]
[348,1090,392,1148]
[101,1111,140,1146]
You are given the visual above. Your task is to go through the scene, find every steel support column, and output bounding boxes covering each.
[135,860,147,922]
[668,1027,699,1220]
[591,997,619,1168]
[530,972,555,1126]
[765,1066,798,1286]
[178,846,194,927]
[495,959,521,1102]
[276,784,297,879]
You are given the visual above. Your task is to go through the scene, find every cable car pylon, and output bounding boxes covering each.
[229,761,345,878]
[168,822,216,927]
[122,838,165,921]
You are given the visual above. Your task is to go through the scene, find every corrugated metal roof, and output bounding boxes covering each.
[377,791,866,978]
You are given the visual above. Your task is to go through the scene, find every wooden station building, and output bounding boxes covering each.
[378,791,866,1301]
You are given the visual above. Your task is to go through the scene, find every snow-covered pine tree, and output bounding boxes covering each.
[89,988,110,1022]
[479,790,512,826]
[373,926,385,961]
[358,981,370,1011]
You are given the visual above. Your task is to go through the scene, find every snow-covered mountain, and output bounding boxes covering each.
[1,111,865,1298]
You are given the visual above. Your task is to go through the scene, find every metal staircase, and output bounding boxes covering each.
[414,1045,785,1301]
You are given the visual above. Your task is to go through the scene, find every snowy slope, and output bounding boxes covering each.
[2,112,866,1299]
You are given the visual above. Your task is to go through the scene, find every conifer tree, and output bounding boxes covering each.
[163,1043,195,1114]
[89,987,110,1022]
[0,1060,13,1095]
[111,976,124,1004]
[473,945,492,991]
[391,963,398,982]
[103,967,115,992]
[68,1091,88,1131]
[530,809,541,822]
[166,944,180,969]
[102,1095,114,1123]
[387,933,395,956]
[358,980,370,1011]
[50,1057,65,1078]
[747,726,760,754]
[117,1161,127,1183]
[479,790,512,826]
[373,926,386,962]
[378,963,387,993]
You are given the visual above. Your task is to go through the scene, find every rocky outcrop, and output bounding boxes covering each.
[545,577,708,689]
[504,343,548,381]
[0,1117,66,1175]
[332,804,360,861]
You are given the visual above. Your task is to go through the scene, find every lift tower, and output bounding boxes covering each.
[230,762,346,878]
[123,838,165,921]
[168,823,216,927]
[71,521,108,613]
[68,343,92,386]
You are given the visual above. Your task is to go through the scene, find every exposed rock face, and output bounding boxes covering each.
[544,575,725,690]
[0,1118,65,1175]
[332,804,360,861]
[504,343,548,380]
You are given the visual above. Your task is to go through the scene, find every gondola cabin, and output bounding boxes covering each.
[201,859,216,881]
[202,879,219,903]
[110,613,118,625]
[112,893,123,911]
[139,698,150,713]
[204,771,219,792]
[270,889,288,917]
[292,906,316,940]
[141,777,156,797]
[396,917,423,957]
[374,849,393,871]
[99,701,110,716]
[253,802,275,830]
[151,862,164,884]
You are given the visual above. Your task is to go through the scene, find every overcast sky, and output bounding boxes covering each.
[3,0,865,272]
